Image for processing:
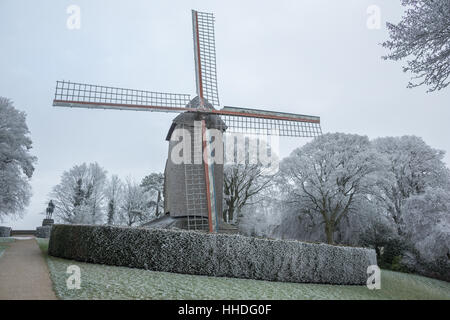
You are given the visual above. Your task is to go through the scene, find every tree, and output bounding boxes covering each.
[238,183,284,237]
[223,135,276,224]
[51,162,107,224]
[280,133,387,244]
[223,163,272,224]
[0,97,37,221]
[84,162,107,223]
[105,175,123,225]
[359,215,407,270]
[401,187,450,280]
[382,0,450,92]
[373,136,450,233]
[140,173,164,218]
[118,178,151,226]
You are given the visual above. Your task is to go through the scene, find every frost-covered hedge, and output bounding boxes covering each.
[0,226,11,237]
[48,224,377,285]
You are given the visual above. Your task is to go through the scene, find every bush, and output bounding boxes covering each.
[379,238,409,270]
[359,220,410,271]
[402,248,450,282]
[48,224,377,285]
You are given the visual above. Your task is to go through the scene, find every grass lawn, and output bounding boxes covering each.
[36,238,450,300]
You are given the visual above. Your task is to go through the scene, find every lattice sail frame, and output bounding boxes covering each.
[192,10,220,106]
[216,107,322,137]
[221,115,321,137]
[53,80,191,112]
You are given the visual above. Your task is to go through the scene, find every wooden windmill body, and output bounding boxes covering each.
[164,97,226,232]
[52,10,322,233]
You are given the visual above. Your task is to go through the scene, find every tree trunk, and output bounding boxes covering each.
[392,211,404,236]
[224,202,235,223]
[375,246,381,259]
[325,221,334,245]
[155,191,161,217]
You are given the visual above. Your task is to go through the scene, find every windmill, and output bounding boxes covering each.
[52,10,322,233]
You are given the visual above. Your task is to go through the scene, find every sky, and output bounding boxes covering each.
[1,0,449,229]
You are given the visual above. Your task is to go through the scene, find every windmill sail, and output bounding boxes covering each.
[53,81,192,113]
[53,81,321,137]
[212,106,322,137]
[192,10,220,106]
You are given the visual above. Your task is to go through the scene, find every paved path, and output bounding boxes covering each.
[0,237,57,300]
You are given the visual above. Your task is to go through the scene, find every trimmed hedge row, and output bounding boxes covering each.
[48,224,377,285]
[0,226,11,237]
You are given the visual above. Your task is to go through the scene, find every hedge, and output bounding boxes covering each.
[0,226,11,237]
[48,224,377,285]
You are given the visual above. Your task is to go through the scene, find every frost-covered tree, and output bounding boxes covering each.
[359,212,406,269]
[401,187,450,280]
[85,162,107,223]
[273,195,391,247]
[280,133,387,244]
[238,183,284,237]
[0,97,37,221]
[118,179,151,226]
[382,0,450,92]
[223,136,276,224]
[223,163,273,224]
[51,162,107,224]
[373,136,450,233]
[140,172,164,218]
[105,175,123,225]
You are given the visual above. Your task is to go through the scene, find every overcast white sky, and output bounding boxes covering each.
[1,0,449,229]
